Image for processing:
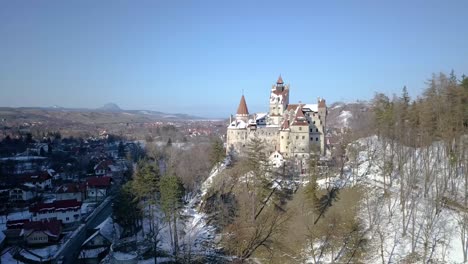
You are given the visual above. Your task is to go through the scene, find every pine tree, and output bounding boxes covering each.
[159,174,184,256]
[209,137,225,167]
[113,183,142,236]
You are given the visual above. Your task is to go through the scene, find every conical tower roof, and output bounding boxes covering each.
[277,75,284,84]
[236,95,249,116]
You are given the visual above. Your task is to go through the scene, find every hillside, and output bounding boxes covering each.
[0,106,204,125]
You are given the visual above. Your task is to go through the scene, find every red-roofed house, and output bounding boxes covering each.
[23,219,62,245]
[3,219,30,245]
[56,183,86,202]
[86,176,112,201]
[94,160,113,176]
[20,171,52,189]
[30,199,82,224]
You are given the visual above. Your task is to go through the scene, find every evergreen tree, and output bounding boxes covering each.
[209,137,225,167]
[113,183,142,236]
[160,174,184,256]
[132,160,160,234]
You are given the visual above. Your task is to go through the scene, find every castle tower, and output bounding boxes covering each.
[269,75,289,125]
[318,98,327,155]
[236,95,249,122]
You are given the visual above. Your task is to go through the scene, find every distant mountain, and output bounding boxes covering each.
[99,103,122,112]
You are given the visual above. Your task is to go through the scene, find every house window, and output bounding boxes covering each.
[313,121,315,124]
[281,136,283,139]
[316,138,319,141]
[310,129,313,132]
[316,128,319,132]
[299,127,302,131]
[66,217,69,221]
[296,136,298,139]
[302,136,305,139]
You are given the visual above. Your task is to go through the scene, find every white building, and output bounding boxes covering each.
[30,199,82,224]
[9,186,35,203]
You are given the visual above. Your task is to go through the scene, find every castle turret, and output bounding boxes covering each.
[269,75,289,125]
[318,98,327,155]
[236,95,249,122]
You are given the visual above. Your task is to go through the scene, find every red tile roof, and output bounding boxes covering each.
[19,171,51,183]
[236,95,249,116]
[292,105,309,126]
[86,176,112,188]
[286,104,300,111]
[30,199,82,213]
[24,219,62,238]
[56,183,85,193]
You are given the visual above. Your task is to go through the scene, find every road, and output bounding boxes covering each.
[52,196,113,264]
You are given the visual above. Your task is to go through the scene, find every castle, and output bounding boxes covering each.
[226,76,327,161]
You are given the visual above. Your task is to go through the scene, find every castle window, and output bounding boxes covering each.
[299,127,302,131]
[310,129,312,132]
[313,121,315,124]
[320,121,322,125]
[310,137,313,141]
[281,136,283,139]
[296,136,298,139]
[302,136,305,139]
[316,137,319,141]
[316,128,319,132]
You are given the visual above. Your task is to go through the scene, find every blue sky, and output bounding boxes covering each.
[1,1,467,118]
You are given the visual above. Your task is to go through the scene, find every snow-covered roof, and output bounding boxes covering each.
[79,247,108,259]
[229,120,247,129]
[302,104,318,112]
[255,113,268,120]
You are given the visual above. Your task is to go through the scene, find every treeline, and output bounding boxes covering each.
[372,71,467,146]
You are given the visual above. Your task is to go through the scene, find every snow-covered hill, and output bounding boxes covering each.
[318,136,467,263]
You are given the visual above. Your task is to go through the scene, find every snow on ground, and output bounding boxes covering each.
[1,249,25,264]
[20,244,59,261]
[200,160,227,198]
[113,251,138,260]
[338,110,352,127]
[81,202,97,215]
[315,136,467,263]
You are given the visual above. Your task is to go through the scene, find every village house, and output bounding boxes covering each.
[30,199,82,224]
[94,160,113,176]
[20,171,52,190]
[0,156,47,175]
[86,176,112,201]
[79,217,113,264]
[9,185,36,204]
[23,219,62,245]
[55,183,86,202]
[3,219,30,245]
